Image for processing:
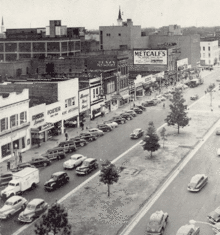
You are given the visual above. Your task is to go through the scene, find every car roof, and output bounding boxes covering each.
[176,224,197,235]
[134,128,142,131]
[28,198,44,205]
[190,174,205,183]
[215,206,220,214]
[149,211,164,222]
[52,171,66,176]
[6,195,23,202]
[89,128,99,130]
[70,154,84,158]
[84,158,96,163]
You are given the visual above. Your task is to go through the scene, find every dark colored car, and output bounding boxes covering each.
[69,137,88,147]
[18,198,48,223]
[136,105,146,111]
[109,116,126,124]
[64,121,77,128]
[120,113,133,120]
[57,142,77,153]
[131,107,143,114]
[28,156,51,168]
[0,173,13,187]
[124,110,137,117]
[11,163,36,173]
[142,100,157,107]
[208,206,220,224]
[76,158,99,175]
[190,95,199,100]
[79,132,97,141]
[44,172,69,191]
[146,210,169,235]
[130,128,144,139]
[42,147,67,160]
[97,124,112,132]
[187,174,208,192]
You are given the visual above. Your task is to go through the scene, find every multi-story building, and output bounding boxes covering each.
[0,89,30,162]
[200,38,219,65]
[155,25,183,36]
[0,20,84,62]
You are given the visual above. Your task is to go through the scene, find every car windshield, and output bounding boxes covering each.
[27,204,36,210]
[133,129,140,134]
[8,183,16,186]
[71,156,81,160]
[51,175,58,180]
[82,161,90,167]
[5,201,13,206]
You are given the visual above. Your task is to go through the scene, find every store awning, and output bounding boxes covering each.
[31,123,54,133]
[111,94,123,100]
[121,94,130,99]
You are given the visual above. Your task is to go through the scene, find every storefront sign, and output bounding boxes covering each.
[47,106,61,116]
[62,106,78,116]
[39,123,54,132]
[120,89,129,96]
[79,89,90,113]
[32,113,44,121]
[134,50,167,65]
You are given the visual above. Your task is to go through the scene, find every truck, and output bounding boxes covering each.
[0,167,39,200]
[187,78,203,88]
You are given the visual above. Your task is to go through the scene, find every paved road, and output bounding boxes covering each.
[1,68,219,235]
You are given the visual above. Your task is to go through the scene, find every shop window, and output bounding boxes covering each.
[22,137,25,149]
[0,117,8,132]
[10,114,18,128]
[1,143,11,158]
[65,97,76,108]
[203,47,205,51]
[208,46,210,51]
[93,89,95,98]
[20,111,27,124]
[96,87,99,96]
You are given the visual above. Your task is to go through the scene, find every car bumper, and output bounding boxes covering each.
[18,216,33,223]
[63,165,73,169]
[130,136,138,139]
[208,217,217,224]
[0,214,7,219]
[76,171,87,175]
[187,187,200,192]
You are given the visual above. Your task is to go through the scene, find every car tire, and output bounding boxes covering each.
[66,177,69,182]
[80,142,85,147]
[31,183,36,190]
[57,155,61,160]
[43,162,47,167]
[89,138,93,141]
[127,117,130,120]
[121,121,124,124]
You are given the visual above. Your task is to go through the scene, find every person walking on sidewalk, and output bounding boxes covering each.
[81,122,84,131]
[65,132,69,141]
[7,160,10,171]
[19,153,22,163]
[163,103,165,109]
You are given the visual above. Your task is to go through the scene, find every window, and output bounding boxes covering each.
[65,97,76,108]
[96,87,98,95]
[93,89,95,98]
[203,47,205,50]
[203,53,205,58]
[107,81,115,93]
[10,114,18,128]
[209,53,211,57]
[20,111,27,124]
[208,46,210,51]
[0,117,8,132]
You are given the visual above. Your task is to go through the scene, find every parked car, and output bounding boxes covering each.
[136,105,146,111]
[79,132,97,141]
[120,113,133,120]
[131,107,143,114]
[18,198,48,223]
[146,210,169,235]
[124,110,137,117]
[151,98,160,103]
[57,142,77,153]
[142,100,157,107]
[63,154,87,170]
[190,94,199,100]
[176,224,200,235]
[42,147,68,160]
[156,95,166,101]
[97,124,112,132]
[187,174,208,192]
[76,158,98,175]
[0,173,13,187]
[212,222,220,234]
[44,172,69,191]
[109,117,126,124]
[130,128,144,139]
[103,120,118,128]
[88,128,104,137]
[163,93,172,99]
[0,195,27,219]
[69,137,88,147]
[216,128,220,135]
[11,163,36,173]
[28,156,51,168]
[64,120,77,128]
[208,206,220,224]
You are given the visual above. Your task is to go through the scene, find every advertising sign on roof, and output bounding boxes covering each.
[133,50,167,65]
[87,57,117,70]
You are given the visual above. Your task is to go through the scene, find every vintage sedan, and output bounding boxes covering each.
[208,206,220,224]
[146,210,169,235]
[120,113,133,120]
[124,110,137,117]
[79,132,97,141]
[44,172,69,191]
[157,95,166,101]
[187,174,208,192]
[18,198,48,223]
[28,156,51,168]
[63,154,87,170]
[88,128,104,137]
[142,100,157,107]
[97,124,112,132]
[130,128,144,139]
[190,94,199,100]
[131,107,143,114]
[109,117,126,124]
[0,195,27,219]
[103,120,118,128]
[136,105,146,111]
[11,163,36,173]
[76,158,99,175]
[176,224,200,235]
[69,137,88,147]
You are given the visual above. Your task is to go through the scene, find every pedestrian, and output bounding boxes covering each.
[163,103,165,109]
[133,103,135,107]
[7,160,10,171]
[81,122,84,131]
[65,132,68,141]
[19,153,22,163]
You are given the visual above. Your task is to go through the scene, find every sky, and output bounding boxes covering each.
[1,0,220,30]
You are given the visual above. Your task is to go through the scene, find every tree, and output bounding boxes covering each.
[165,88,190,134]
[160,127,167,148]
[99,160,120,197]
[142,121,160,157]
[34,201,71,235]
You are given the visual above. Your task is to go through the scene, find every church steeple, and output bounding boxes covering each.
[117,7,123,26]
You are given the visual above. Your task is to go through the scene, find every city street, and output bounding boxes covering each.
[1,68,219,235]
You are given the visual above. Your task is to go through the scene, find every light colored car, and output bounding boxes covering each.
[156,95,166,101]
[187,174,208,192]
[88,128,104,137]
[18,198,48,223]
[183,84,189,89]
[130,128,144,139]
[176,224,200,235]
[63,154,87,169]
[0,195,27,219]
[216,128,220,135]
[217,148,220,156]
[103,121,118,128]
[208,206,220,224]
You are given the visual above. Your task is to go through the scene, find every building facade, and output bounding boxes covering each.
[200,39,219,65]
[0,89,30,163]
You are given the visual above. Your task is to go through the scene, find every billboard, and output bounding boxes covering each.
[87,57,117,70]
[133,50,167,65]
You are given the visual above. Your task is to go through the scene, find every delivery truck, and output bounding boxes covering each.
[0,167,39,200]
